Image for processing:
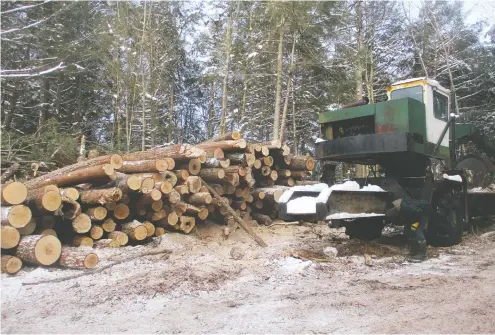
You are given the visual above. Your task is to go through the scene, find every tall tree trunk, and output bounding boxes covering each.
[240,8,253,129]
[208,82,215,138]
[219,2,234,137]
[354,1,366,178]
[75,73,83,124]
[140,0,148,151]
[38,77,50,130]
[280,33,296,144]
[355,1,363,101]
[54,72,64,117]
[3,82,19,131]
[273,15,285,141]
[291,75,297,155]
[167,83,174,143]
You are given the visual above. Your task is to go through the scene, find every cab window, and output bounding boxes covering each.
[390,86,423,102]
[433,91,448,121]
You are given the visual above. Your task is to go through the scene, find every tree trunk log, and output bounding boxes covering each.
[1,163,21,183]
[225,153,255,167]
[26,164,116,189]
[143,221,155,237]
[210,131,241,142]
[1,181,28,205]
[94,238,120,248]
[288,155,315,171]
[179,216,196,234]
[203,158,231,169]
[156,181,174,194]
[72,236,94,247]
[186,176,202,193]
[113,203,130,220]
[106,173,142,192]
[16,235,61,265]
[55,196,81,220]
[121,220,148,241]
[253,160,262,169]
[59,247,99,269]
[102,218,116,233]
[154,227,166,236]
[1,205,32,228]
[164,189,181,204]
[177,158,201,176]
[174,169,190,181]
[26,189,62,212]
[117,159,168,173]
[277,177,295,186]
[85,207,107,221]
[60,187,80,201]
[1,226,20,249]
[199,168,225,182]
[121,144,204,161]
[253,187,288,202]
[108,231,129,246]
[196,139,247,152]
[1,255,22,274]
[79,188,123,205]
[290,170,308,179]
[72,213,92,233]
[90,225,104,240]
[188,192,212,205]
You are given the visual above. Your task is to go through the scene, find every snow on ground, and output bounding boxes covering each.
[2,221,495,334]
[443,174,462,182]
[326,212,385,220]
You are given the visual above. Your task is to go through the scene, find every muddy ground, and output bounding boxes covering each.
[2,219,495,334]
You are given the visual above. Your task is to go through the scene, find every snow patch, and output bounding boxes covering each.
[286,196,316,214]
[247,52,258,59]
[315,138,325,143]
[326,212,384,220]
[443,174,462,182]
[277,257,312,271]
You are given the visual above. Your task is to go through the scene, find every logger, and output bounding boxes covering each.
[279,77,494,249]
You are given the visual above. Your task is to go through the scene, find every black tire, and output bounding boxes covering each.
[343,218,385,241]
[426,183,466,247]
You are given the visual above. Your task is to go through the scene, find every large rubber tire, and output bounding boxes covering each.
[343,218,385,241]
[426,183,466,247]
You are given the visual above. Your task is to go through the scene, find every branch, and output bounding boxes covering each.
[0,62,65,78]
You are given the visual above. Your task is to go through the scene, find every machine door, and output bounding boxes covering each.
[426,89,450,149]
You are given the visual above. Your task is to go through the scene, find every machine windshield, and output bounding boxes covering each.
[390,86,423,102]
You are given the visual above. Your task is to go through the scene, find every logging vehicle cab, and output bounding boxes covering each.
[279,77,495,246]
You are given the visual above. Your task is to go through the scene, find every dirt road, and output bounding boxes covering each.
[2,221,495,334]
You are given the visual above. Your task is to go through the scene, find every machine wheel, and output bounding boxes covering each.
[426,183,466,247]
[343,218,385,241]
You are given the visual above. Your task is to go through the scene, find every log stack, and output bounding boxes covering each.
[0,133,314,273]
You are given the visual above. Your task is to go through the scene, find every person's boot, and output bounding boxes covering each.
[408,240,427,262]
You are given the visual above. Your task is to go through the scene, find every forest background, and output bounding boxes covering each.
[1,0,494,177]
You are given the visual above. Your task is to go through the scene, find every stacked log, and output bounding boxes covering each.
[1,133,314,273]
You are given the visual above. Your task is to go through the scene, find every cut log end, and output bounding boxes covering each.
[143,221,155,237]
[110,154,124,169]
[1,181,28,205]
[17,235,62,266]
[61,187,80,201]
[159,181,174,194]
[72,213,92,233]
[140,177,155,194]
[127,175,142,191]
[1,226,20,249]
[165,158,176,170]
[3,205,32,228]
[42,191,62,212]
[114,203,130,220]
[90,225,104,240]
[108,231,128,246]
[84,253,99,269]
[17,219,36,235]
[1,255,22,274]
[154,227,166,237]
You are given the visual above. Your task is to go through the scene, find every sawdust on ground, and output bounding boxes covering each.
[2,219,495,334]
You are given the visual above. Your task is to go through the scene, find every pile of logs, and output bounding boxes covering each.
[0,131,315,274]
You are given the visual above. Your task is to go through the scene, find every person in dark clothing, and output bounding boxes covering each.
[386,198,430,262]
